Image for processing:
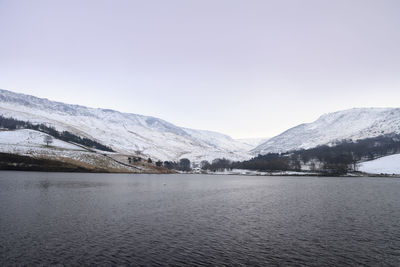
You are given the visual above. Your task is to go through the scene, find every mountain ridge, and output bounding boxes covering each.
[2,89,400,163]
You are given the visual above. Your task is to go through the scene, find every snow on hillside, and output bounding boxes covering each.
[182,128,253,152]
[253,108,400,155]
[0,129,85,151]
[0,89,252,162]
[358,154,400,174]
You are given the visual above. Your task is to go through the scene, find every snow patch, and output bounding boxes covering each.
[359,154,400,174]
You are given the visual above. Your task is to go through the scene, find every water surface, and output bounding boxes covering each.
[0,171,399,266]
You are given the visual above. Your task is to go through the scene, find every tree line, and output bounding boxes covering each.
[162,158,191,171]
[0,115,114,152]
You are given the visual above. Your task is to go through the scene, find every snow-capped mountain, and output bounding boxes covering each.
[252,108,400,155]
[0,89,253,162]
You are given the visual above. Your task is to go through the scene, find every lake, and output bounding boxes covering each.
[0,171,399,266]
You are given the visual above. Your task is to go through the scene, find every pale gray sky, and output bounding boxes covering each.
[1,0,399,138]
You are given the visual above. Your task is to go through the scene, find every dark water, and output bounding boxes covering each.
[0,172,399,266]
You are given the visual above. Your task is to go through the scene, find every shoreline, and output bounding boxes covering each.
[0,168,399,178]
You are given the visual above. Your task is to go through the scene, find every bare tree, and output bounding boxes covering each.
[44,135,53,146]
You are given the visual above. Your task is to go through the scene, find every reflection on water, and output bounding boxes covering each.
[38,180,109,189]
[0,171,399,266]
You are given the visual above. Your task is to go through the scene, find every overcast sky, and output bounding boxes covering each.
[1,0,399,138]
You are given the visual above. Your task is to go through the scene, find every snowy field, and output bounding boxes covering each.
[359,154,400,174]
[0,129,85,151]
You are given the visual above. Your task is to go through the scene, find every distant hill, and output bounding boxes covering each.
[235,137,269,148]
[253,108,400,155]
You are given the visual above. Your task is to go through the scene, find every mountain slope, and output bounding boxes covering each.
[0,129,143,172]
[0,129,84,151]
[0,89,252,162]
[252,108,400,155]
